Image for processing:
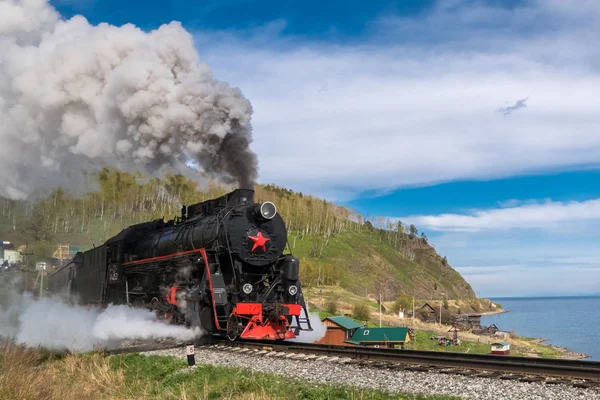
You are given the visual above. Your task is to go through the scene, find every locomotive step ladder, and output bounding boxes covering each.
[292,299,314,335]
[204,250,231,329]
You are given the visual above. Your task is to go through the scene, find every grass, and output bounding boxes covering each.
[0,339,462,400]
[509,338,564,359]
[404,330,491,354]
[402,330,567,358]
[290,230,474,300]
[112,353,463,400]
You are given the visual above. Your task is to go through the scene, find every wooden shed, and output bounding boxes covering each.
[491,341,510,355]
[455,314,482,330]
[314,316,365,346]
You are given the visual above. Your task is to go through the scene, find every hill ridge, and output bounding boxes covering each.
[0,168,475,301]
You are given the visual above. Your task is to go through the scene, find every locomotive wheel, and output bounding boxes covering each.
[226,314,243,341]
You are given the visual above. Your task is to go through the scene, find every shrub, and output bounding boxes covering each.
[325,298,338,315]
[352,302,372,321]
[443,299,449,309]
[392,294,412,314]
[470,300,481,312]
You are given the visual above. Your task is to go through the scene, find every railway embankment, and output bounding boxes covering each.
[139,343,600,400]
[0,338,455,400]
[2,336,598,399]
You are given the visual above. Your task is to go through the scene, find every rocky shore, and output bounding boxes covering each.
[533,338,590,360]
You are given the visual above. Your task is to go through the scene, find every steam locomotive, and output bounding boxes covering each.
[48,189,313,341]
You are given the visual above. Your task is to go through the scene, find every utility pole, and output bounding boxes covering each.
[440,293,445,325]
[379,291,382,328]
[412,296,415,324]
[33,263,46,297]
[21,244,34,293]
[39,269,44,297]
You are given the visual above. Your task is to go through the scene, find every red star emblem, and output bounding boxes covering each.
[248,231,270,253]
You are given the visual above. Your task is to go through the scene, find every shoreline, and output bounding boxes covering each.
[528,337,590,360]
[476,309,509,316]
[551,344,590,360]
[481,309,590,360]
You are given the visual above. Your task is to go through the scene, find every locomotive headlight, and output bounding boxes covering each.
[243,283,253,294]
[259,202,277,220]
[288,285,298,296]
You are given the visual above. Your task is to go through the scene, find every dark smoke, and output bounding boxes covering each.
[200,130,259,189]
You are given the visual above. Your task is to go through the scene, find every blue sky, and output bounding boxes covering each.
[49,0,600,297]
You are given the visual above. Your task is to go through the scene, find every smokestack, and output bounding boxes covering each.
[0,0,258,200]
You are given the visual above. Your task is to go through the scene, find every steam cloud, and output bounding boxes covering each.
[0,279,202,352]
[288,310,328,343]
[0,0,258,200]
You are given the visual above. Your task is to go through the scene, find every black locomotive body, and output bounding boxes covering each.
[49,189,312,341]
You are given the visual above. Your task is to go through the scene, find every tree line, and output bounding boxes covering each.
[0,168,438,264]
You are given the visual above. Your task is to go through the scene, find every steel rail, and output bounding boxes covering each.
[217,339,600,381]
[96,336,600,382]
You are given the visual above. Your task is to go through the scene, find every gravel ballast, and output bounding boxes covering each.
[141,345,600,400]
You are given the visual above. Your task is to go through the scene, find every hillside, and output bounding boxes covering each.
[289,231,474,300]
[0,168,477,302]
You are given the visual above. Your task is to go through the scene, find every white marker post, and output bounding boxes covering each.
[186,344,196,368]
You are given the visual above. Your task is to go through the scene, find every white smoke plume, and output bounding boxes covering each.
[288,310,328,343]
[0,280,202,352]
[0,0,258,200]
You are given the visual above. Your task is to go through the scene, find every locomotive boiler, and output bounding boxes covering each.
[49,189,313,341]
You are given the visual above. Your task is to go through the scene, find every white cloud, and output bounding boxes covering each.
[186,1,600,297]
[191,1,600,200]
[408,216,600,296]
[455,264,600,297]
[399,198,600,232]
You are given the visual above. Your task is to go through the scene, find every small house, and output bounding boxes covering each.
[491,341,510,355]
[347,327,412,349]
[0,241,14,261]
[3,249,22,265]
[314,316,366,346]
[415,303,437,323]
[455,314,482,330]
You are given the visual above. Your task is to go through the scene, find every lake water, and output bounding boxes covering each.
[481,296,600,361]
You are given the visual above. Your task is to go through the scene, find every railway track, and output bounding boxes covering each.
[213,337,600,387]
[224,340,600,379]
[104,336,600,389]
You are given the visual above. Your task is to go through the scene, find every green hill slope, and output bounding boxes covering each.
[289,230,474,300]
[0,168,476,301]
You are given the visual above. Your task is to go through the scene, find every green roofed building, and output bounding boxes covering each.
[325,316,365,330]
[347,327,412,349]
[315,316,366,346]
